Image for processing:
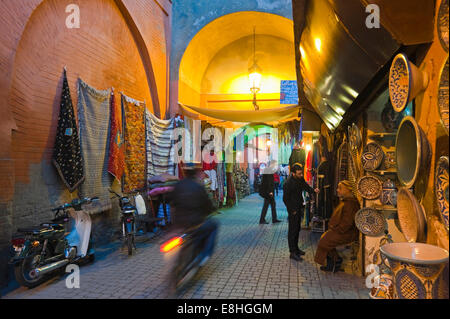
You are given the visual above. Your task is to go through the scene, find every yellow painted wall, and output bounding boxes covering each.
[415,0,449,252]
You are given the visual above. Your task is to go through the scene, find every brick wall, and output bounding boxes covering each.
[0,0,171,287]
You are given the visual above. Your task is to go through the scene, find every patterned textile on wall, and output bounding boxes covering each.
[107,89,125,182]
[145,110,176,178]
[77,79,112,213]
[216,162,225,206]
[122,94,147,193]
[334,141,349,196]
[52,69,85,192]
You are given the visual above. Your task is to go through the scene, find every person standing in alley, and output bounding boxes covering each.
[258,160,281,224]
[283,163,319,261]
[273,171,280,196]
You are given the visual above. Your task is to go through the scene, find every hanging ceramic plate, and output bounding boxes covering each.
[435,156,449,232]
[357,176,382,200]
[349,123,362,153]
[397,188,426,243]
[438,0,449,53]
[362,142,385,171]
[438,57,449,135]
[355,208,386,237]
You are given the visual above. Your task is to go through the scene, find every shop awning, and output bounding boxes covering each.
[178,103,300,123]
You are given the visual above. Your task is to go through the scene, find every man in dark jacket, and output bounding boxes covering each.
[283,163,319,261]
[170,163,215,229]
[259,161,281,224]
[169,163,218,266]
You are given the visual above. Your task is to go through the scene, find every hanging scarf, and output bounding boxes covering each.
[122,94,147,193]
[107,89,125,182]
[52,68,85,192]
[77,79,112,213]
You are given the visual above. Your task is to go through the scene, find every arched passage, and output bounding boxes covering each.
[177,11,297,127]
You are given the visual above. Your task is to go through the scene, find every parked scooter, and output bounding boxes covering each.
[161,218,218,293]
[9,197,98,288]
[109,189,137,256]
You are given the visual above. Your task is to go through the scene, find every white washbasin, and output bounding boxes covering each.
[380,242,449,265]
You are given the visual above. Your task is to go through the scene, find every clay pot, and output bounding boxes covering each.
[389,53,429,113]
[381,179,397,207]
[395,116,431,188]
[380,242,449,299]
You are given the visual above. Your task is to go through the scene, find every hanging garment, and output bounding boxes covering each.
[226,172,236,207]
[216,162,225,206]
[77,79,112,213]
[108,89,125,182]
[52,69,85,192]
[145,110,176,178]
[122,94,147,193]
[305,150,313,183]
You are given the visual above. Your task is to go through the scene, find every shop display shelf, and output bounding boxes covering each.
[373,205,397,212]
[372,169,397,175]
[368,133,396,140]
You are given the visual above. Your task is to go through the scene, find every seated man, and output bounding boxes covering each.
[314,180,360,272]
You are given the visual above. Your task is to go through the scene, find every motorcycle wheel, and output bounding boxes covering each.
[14,251,48,288]
[127,234,133,256]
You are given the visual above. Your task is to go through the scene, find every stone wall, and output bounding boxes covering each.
[0,0,172,288]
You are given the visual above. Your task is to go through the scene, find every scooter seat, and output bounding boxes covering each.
[17,225,48,234]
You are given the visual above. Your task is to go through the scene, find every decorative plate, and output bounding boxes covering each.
[397,188,426,243]
[435,156,449,232]
[355,208,386,237]
[362,142,385,171]
[438,0,449,53]
[349,123,362,153]
[438,57,449,135]
[381,101,403,132]
[389,53,410,112]
[357,176,382,200]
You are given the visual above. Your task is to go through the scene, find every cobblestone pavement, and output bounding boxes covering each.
[2,193,369,299]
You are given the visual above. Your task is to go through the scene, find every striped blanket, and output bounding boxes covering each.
[146,110,176,178]
[77,79,112,213]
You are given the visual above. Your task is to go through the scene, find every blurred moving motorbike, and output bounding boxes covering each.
[160,218,218,293]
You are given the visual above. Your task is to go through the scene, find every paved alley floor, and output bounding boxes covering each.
[2,193,369,299]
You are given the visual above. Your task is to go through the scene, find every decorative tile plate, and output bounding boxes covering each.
[355,207,385,237]
[438,57,449,135]
[362,142,385,171]
[438,0,449,53]
[357,176,382,200]
[435,156,449,232]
